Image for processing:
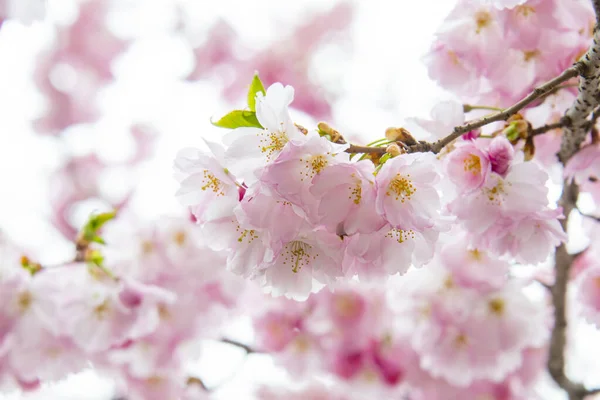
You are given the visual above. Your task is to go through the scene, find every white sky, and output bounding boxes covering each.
[1,0,598,399]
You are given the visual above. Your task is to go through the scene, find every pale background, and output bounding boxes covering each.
[0,0,598,398]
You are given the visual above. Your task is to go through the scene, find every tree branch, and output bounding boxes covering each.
[345,144,387,155]
[342,65,580,157]
[429,65,581,154]
[547,182,590,400]
[530,120,569,137]
[558,26,600,162]
[220,337,259,354]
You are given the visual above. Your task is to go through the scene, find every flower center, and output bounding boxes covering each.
[141,240,154,255]
[349,174,362,205]
[299,154,329,181]
[484,179,506,205]
[17,291,32,313]
[523,49,539,62]
[488,298,505,315]
[201,170,225,196]
[173,230,186,246]
[386,174,416,203]
[93,300,111,320]
[454,333,469,348]
[235,225,259,243]
[385,228,415,243]
[515,5,535,17]
[281,241,315,273]
[468,249,484,261]
[474,11,492,34]
[463,154,482,174]
[334,293,361,319]
[259,130,288,161]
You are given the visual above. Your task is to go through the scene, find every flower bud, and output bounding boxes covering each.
[386,143,403,157]
[385,127,417,145]
[488,136,514,176]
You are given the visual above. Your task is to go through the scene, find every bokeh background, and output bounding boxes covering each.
[2,0,598,398]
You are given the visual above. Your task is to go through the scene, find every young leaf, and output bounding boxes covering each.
[247,73,266,111]
[211,110,263,129]
[82,211,117,243]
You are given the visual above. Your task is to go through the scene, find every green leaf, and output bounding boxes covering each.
[366,138,391,147]
[247,73,266,112]
[211,110,263,129]
[379,153,392,165]
[90,236,106,245]
[82,211,116,243]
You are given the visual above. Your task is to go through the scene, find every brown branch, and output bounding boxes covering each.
[547,182,588,400]
[430,65,582,154]
[530,120,569,136]
[558,27,600,162]
[549,184,600,400]
[345,144,387,155]
[220,337,259,354]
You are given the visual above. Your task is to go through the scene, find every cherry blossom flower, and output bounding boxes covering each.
[261,132,349,215]
[487,135,514,176]
[564,144,600,203]
[310,161,386,235]
[405,100,465,140]
[576,265,600,327]
[260,228,345,300]
[174,142,240,223]
[343,224,440,280]
[446,141,492,193]
[224,83,307,184]
[375,153,442,231]
[407,265,547,386]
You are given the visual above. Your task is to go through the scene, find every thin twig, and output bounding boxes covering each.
[345,144,387,155]
[463,104,503,112]
[431,64,582,154]
[220,337,259,354]
[530,120,569,136]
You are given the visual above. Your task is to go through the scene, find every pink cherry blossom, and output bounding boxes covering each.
[477,208,567,264]
[174,142,240,223]
[408,267,547,386]
[261,132,349,215]
[487,135,515,176]
[446,141,492,193]
[235,183,309,243]
[310,161,386,235]
[260,228,345,300]
[440,241,509,292]
[223,83,307,184]
[576,265,600,327]
[564,144,600,203]
[448,158,550,236]
[422,42,481,98]
[343,224,440,280]
[375,152,441,231]
[406,100,465,140]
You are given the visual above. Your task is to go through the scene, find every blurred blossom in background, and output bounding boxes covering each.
[0,0,455,398]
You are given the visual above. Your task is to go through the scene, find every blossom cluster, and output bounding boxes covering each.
[0,215,241,400]
[250,240,548,399]
[426,0,593,106]
[175,78,566,300]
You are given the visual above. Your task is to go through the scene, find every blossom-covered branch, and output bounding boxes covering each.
[426,65,581,153]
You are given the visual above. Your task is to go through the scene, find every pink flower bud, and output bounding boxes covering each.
[488,136,514,176]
